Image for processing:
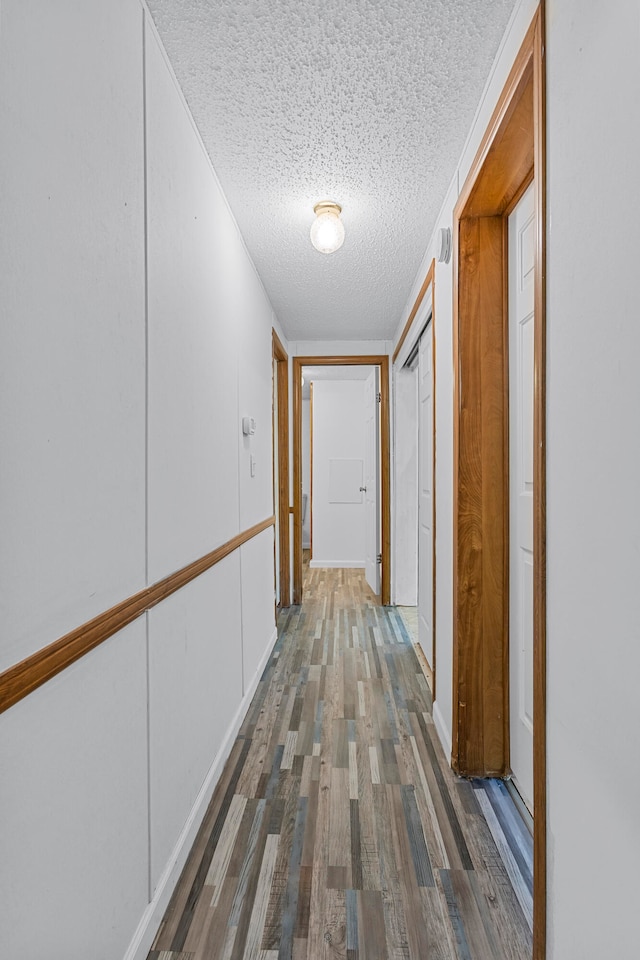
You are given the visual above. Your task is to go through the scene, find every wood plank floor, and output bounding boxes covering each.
[148,568,532,960]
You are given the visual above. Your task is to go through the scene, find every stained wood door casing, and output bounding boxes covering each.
[509,183,535,812]
[417,327,434,674]
[454,214,509,778]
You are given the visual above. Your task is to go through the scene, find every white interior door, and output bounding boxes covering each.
[509,182,535,812]
[393,363,419,605]
[417,326,434,670]
[364,368,380,595]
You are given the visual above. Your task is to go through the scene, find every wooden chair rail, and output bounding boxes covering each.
[0,516,275,715]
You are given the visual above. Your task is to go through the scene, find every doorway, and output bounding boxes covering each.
[452,8,545,958]
[300,365,378,591]
[292,356,390,605]
[393,264,436,696]
[272,329,290,608]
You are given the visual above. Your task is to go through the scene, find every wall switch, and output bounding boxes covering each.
[242,416,256,436]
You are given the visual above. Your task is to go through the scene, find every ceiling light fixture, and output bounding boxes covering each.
[310,201,345,254]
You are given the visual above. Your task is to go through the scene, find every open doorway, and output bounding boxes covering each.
[300,365,379,594]
[292,356,390,605]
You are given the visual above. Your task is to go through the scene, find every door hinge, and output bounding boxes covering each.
[376,392,382,403]
[377,553,383,564]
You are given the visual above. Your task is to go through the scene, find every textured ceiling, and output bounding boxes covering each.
[146,0,518,341]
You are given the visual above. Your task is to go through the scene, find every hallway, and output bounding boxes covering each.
[148,569,532,959]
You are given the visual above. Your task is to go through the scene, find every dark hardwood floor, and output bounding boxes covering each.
[148,567,532,959]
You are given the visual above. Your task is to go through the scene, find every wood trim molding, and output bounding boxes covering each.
[454,214,509,776]
[292,356,391,605]
[456,14,537,220]
[392,259,435,364]
[452,6,546,958]
[272,329,290,607]
[0,516,275,715]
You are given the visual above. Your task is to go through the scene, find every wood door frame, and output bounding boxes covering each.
[293,355,391,605]
[272,329,290,607]
[392,259,437,698]
[452,7,546,958]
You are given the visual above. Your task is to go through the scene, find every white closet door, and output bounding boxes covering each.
[364,368,380,595]
[418,326,434,671]
[509,182,535,812]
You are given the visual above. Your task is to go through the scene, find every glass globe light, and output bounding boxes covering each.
[310,201,345,254]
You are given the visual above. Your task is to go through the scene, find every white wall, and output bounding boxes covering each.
[545,1,640,956]
[310,380,367,567]
[0,0,147,674]
[0,620,149,960]
[429,175,457,757]
[290,339,391,357]
[0,3,279,958]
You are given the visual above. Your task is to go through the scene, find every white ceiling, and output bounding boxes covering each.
[146,0,518,342]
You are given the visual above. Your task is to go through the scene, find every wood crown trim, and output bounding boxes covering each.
[0,515,276,715]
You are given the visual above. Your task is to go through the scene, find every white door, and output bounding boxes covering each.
[509,182,535,812]
[417,326,434,671]
[364,368,380,595]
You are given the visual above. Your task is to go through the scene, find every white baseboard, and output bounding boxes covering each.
[123,627,278,960]
[432,699,452,763]
[308,560,365,569]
